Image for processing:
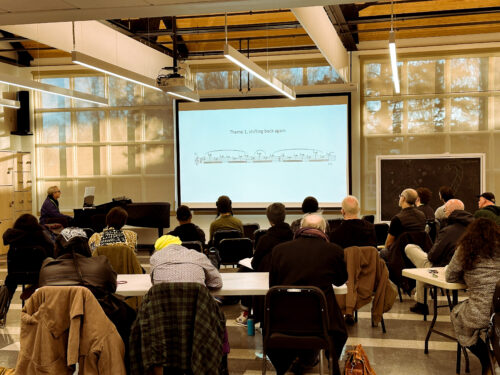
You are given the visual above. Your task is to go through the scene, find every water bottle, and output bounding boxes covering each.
[247,317,255,336]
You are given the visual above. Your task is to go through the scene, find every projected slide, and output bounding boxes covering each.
[177,96,349,208]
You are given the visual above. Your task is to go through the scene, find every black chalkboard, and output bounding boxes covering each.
[378,156,483,221]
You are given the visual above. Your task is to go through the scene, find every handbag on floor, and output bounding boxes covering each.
[344,344,376,375]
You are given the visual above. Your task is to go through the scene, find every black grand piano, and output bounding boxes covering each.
[74,201,170,237]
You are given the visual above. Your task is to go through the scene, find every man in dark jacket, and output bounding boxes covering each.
[474,192,500,225]
[251,202,293,272]
[268,213,347,375]
[405,199,473,314]
[168,205,206,244]
[330,195,376,248]
[39,186,73,226]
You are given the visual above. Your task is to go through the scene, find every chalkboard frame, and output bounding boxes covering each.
[376,154,485,223]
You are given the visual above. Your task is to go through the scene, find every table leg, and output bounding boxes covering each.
[425,286,438,354]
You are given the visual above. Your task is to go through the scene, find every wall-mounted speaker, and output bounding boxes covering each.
[11,90,32,136]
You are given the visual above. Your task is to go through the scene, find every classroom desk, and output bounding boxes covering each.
[402,267,467,375]
[116,273,347,297]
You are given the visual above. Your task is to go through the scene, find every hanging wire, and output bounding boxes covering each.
[72,21,76,50]
[391,0,394,32]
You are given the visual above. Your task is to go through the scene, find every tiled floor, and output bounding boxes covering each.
[0,252,492,374]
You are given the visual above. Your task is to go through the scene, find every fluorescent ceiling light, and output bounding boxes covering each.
[72,51,161,92]
[224,44,296,100]
[0,73,108,106]
[389,31,400,94]
[0,98,20,109]
[166,91,200,103]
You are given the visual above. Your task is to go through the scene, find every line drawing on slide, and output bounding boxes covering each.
[194,148,336,165]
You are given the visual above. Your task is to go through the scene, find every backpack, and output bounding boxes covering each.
[208,247,221,269]
[344,344,376,375]
[0,285,12,328]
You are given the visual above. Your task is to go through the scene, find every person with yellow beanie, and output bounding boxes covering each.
[150,235,222,289]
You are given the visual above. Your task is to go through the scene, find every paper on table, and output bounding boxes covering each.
[238,257,253,270]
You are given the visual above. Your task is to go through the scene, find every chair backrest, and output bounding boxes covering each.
[94,244,142,274]
[182,241,203,253]
[374,223,389,246]
[425,220,440,243]
[243,223,260,240]
[218,238,253,266]
[264,285,330,340]
[253,228,268,248]
[129,282,225,375]
[362,215,375,224]
[213,229,242,248]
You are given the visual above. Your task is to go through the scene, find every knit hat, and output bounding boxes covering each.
[60,227,87,241]
[477,192,496,204]
[154,235,182,251]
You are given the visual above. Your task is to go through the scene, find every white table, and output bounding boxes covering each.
[116,273,347,297]
[402,267,467,374]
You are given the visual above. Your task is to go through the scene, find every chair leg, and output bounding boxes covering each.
[319,349,324,375]
[397,285,403,302]
[423,287,428,322]
[262,348,267,375]
[381,316,386,334]
[354,310,358,323]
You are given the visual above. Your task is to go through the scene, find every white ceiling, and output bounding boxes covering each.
[0,0,374,25]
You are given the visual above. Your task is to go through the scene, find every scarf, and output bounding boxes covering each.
[294,227,329,242]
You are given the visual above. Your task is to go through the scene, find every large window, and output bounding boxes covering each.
[361,52,500,213]
[34,73,175,212]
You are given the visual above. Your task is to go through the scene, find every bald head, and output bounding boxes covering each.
[342,195,360,219]
[300,213,327,233]
[400,188,418,207]
[444,199,464,218]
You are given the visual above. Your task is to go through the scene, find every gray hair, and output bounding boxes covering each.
[47,186,60,196]
[342,195,360,216]
[401,188,418,205]
[300,213,327,233]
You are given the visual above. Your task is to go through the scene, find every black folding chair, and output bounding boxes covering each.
[218,238,253,267]
[182,241,204,253]
[374,223,389,247]
[263,286,340,375]
[361,215,375,224]
[213,229,242,249]
[243,223,260,240]
[253,229,268,248]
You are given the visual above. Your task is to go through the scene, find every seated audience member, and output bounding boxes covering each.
[446,218,500,375]
[89,206,137,251]
[290,196,321,234]
[269,213,347,375]
[209,195,244,243]
[474,192,500,225]
[384,188,426,250]
[150,235,222,289]
[39,227,137,352]
[435,185,454,221]
[149,234,228,374]
[39,186,73,226]
[234,203,293,325]
[416,187,435,221]
[330,195,376,248]
[168,205,206,244]
[39,228,117,294]
[3,214,54,297]
[404,199,473,315]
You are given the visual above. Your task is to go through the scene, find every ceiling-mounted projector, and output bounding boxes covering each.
[157,66,200,102]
